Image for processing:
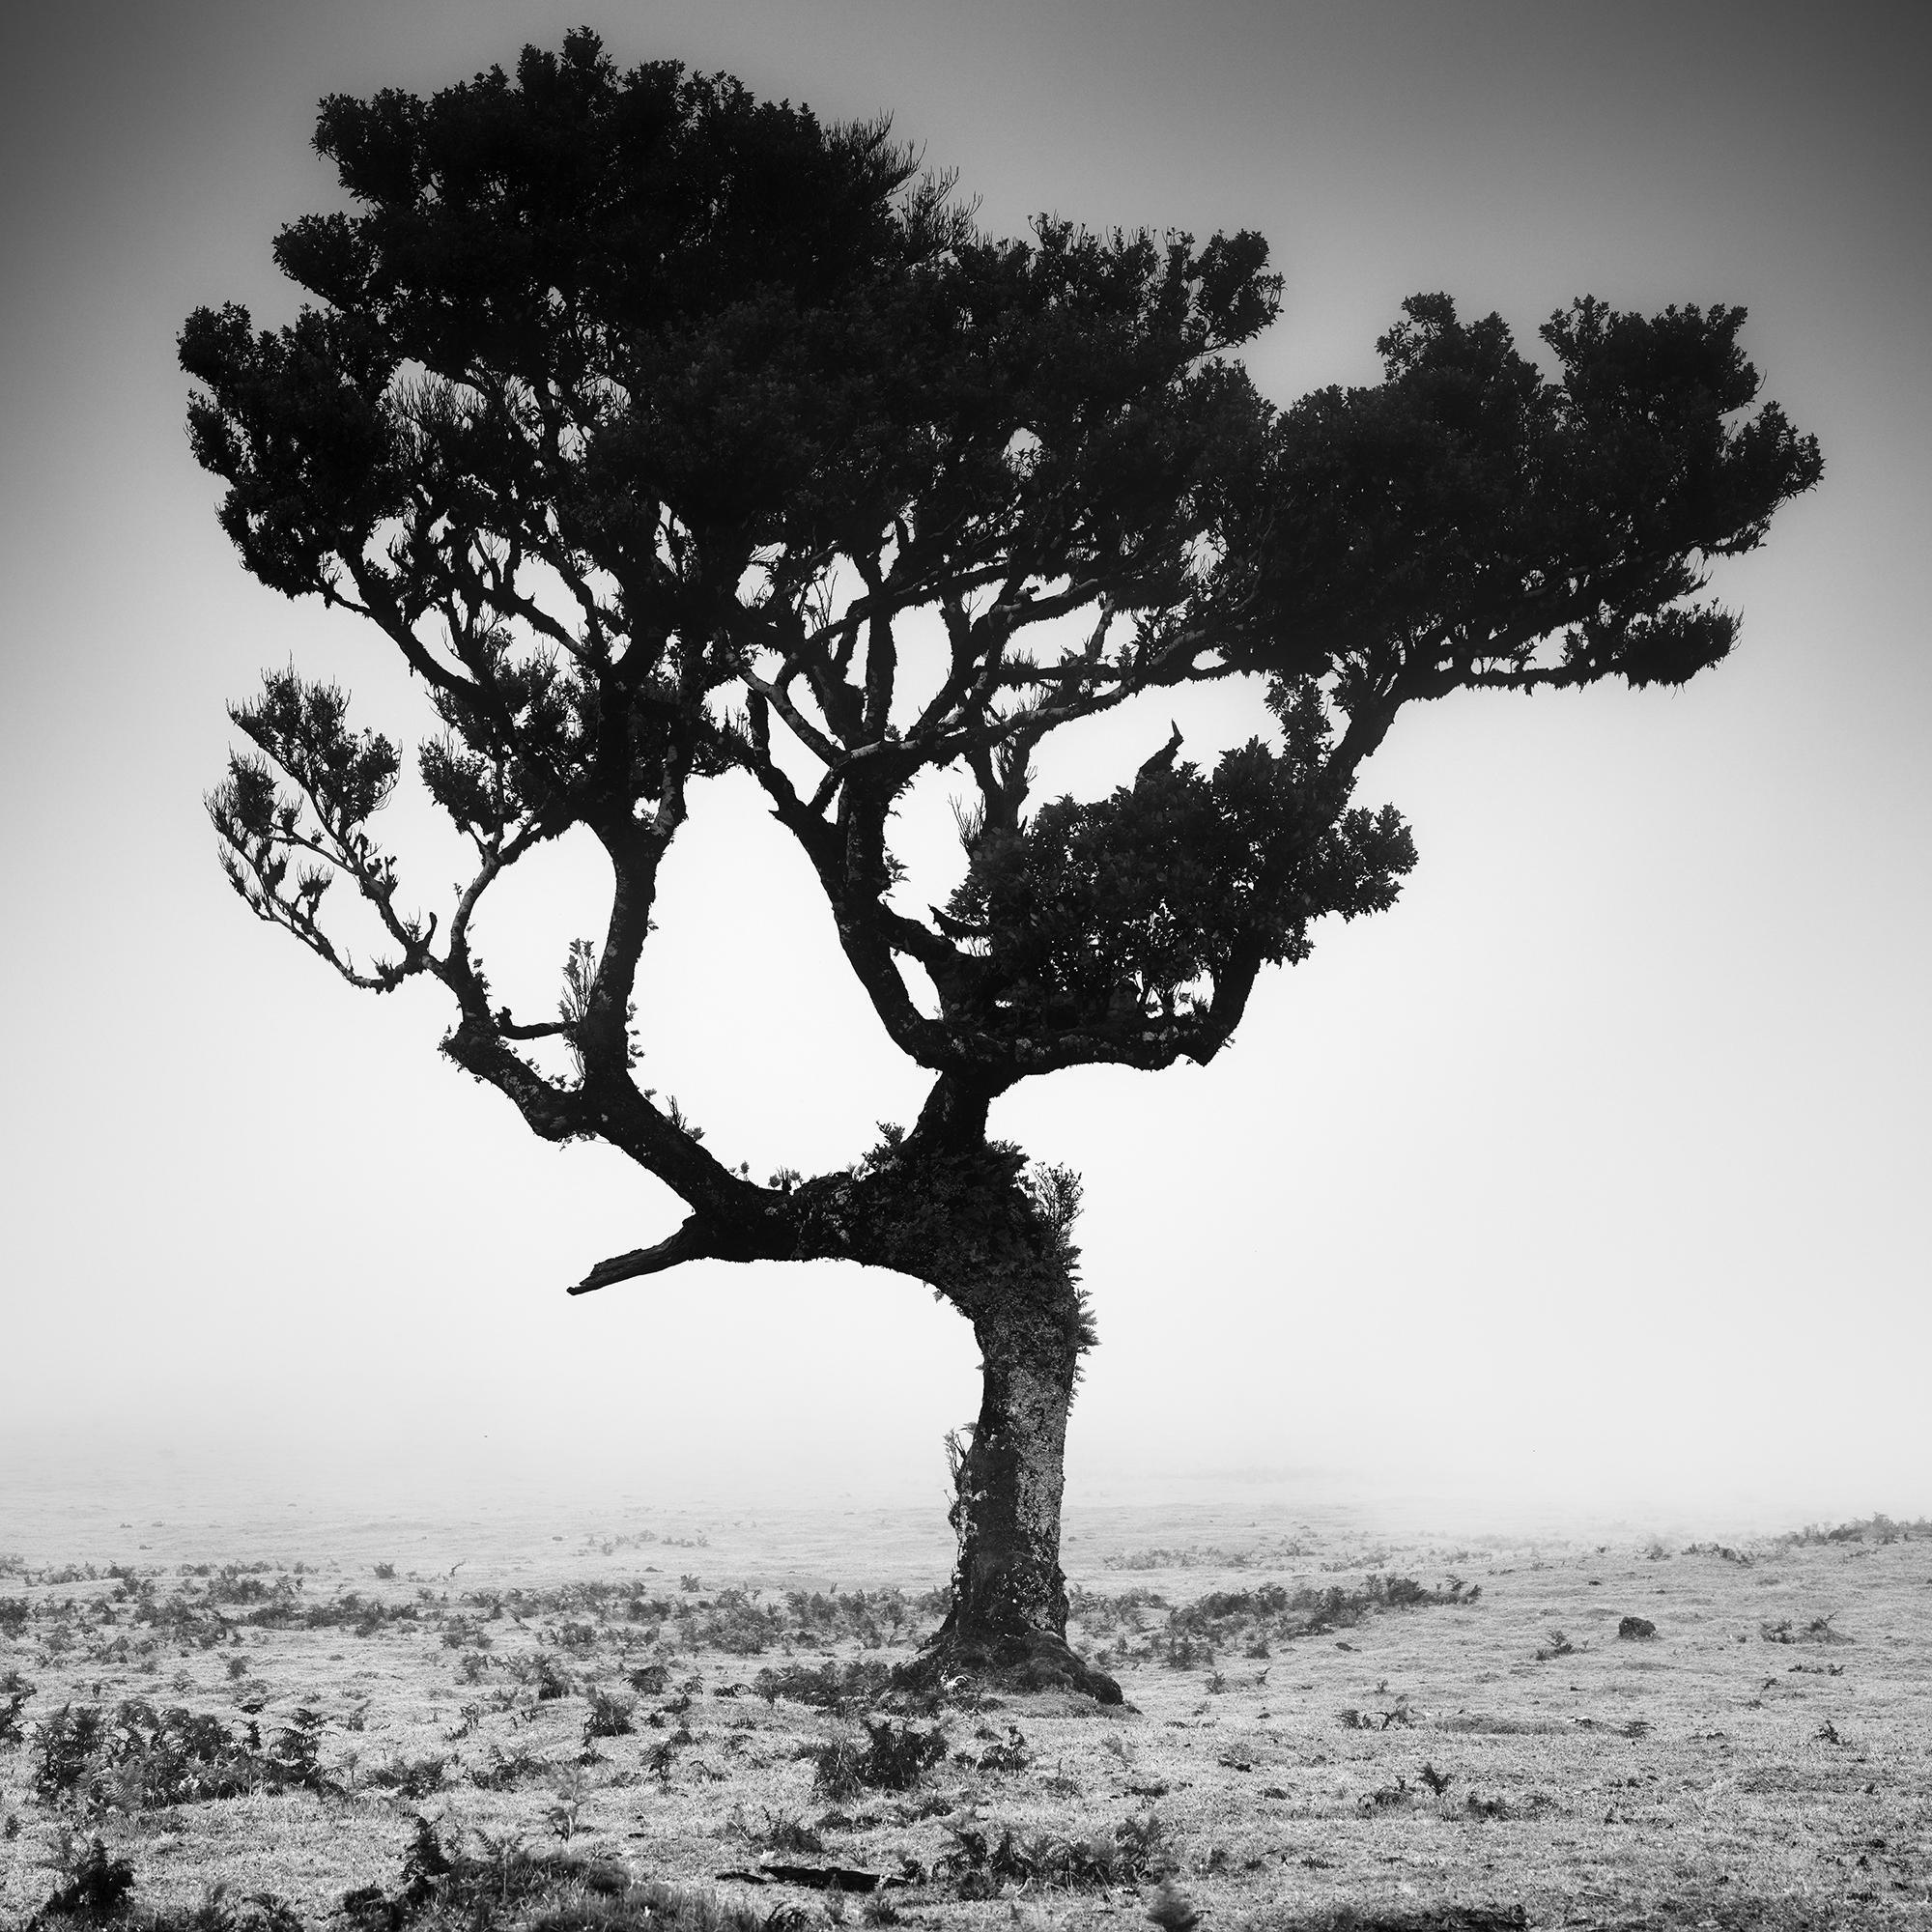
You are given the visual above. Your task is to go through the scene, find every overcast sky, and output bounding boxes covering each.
[3,0,1927,1532]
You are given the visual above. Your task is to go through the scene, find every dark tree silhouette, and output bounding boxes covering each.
[182,32,1821,1699]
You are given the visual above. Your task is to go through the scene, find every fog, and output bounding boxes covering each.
[4,0,1929,1541]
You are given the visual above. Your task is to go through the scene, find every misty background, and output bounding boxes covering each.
[3,0,1927,1533]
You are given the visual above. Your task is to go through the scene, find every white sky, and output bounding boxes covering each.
[3,0,1928,1533]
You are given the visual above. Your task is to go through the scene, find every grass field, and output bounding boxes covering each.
[1,1493,1927,1930]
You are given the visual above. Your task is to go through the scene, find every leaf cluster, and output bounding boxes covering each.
[1238,293,1823,704]
[946,688,1414,1036]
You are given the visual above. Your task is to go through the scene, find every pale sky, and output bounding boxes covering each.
[3,0,1928,1532]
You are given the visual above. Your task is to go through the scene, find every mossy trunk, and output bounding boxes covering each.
[949,1312,1076,1638]
[788,1105,1120,1700]
[925,1270,1122,1702]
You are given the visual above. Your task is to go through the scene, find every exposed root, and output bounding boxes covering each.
[895,1625,1124,1706]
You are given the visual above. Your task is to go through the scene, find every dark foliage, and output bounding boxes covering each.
[33,1706,109,1807]
[29,1699,333,1812]
[852,1719,950,1791]
[35,1835,137,1927]
[337,1815,751,1932]
[940,1809,1176,1897]
[469,1741,550,1791]
[0,1667,35,1746]
[133,1889,306,1932]
[1776,1514,1932,1547]
[753,1660,895,1712]
[810,1719,948,1798]
[1247,1910,1525,1932]
[364,1752,448,1800]
[582,1686,636,1739]
[1084,1574,1472,1667]
[969,1722,1032,1774]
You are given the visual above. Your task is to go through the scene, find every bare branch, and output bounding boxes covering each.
[740,666,844,771]
[567,1215,720,1294]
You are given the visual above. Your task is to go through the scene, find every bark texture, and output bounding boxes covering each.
[949,1323,1075,1641]
[920,1283,1123,1703]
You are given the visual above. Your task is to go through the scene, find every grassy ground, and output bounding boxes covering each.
[1,1497,1927,1930]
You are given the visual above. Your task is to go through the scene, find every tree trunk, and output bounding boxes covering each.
[949,1315,1074,1638]
[785,1105,1121,1701]
[923,1268,1123,1703]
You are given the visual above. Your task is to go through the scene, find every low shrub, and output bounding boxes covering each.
[267,1707,330,1793]
[1761,1616,1853,1645]
[583,1686,636,1739]
[35,1833,135,1926]
[1087,1574,1475,1666]
[810,1718,947,1798]
[33,1704,108,1807]
[753,1660,893,1712]
[365,1753,449,1800]
[469,1742,550,1792]
[749,1808,825,1856]
[509,1653,573,1701]
[338,1815,759,1932]
[809,1733,865,1802]
[970,1722,1031,1774]
[131,1888,304,1932]
[853,1719,948,1792]
[1,1667,34,1746]
[1776,1514,1932,1547]
[940,1810,1176,1897]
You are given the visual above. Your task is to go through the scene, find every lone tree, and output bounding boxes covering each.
[183,32,1820,1699]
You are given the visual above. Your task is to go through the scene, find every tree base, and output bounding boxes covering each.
[895,1625,1124,1706]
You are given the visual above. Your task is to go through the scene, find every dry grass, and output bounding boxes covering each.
[1,1501,1928,1929]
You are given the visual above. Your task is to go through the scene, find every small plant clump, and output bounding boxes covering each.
[469,1741,549,1792]
[940,1809,1177,1898]
[1776,1514,1931,1547]
[1078,1575,1475,1670]
[363,1752,449,1801]
[970,1722,1031,1774]
[333,1814,759,1932]
[754,1659,895,1712]
[34,1833,136,1927]
[1,1667,37,1745]
[744,1807,826,1857]
[811,1719,949,1798]
[27,1700,335,1812]
[1760,1616,1853,1646]
[582,1685,637,1739]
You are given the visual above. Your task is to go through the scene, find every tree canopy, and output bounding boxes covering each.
[182,27,1821,1286]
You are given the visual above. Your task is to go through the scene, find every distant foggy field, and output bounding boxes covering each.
[2,1495,1927,1930]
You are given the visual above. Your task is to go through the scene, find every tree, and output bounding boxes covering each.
[181,31,1821,1700]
